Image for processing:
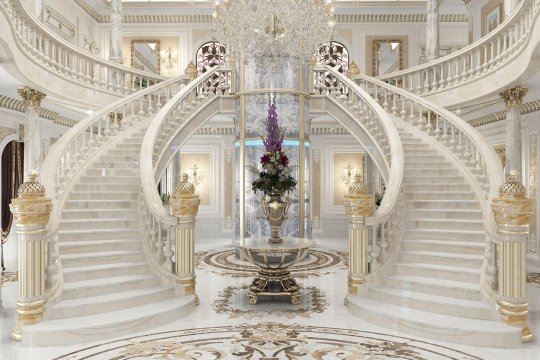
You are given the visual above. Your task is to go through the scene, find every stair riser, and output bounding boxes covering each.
[64,200,137,210]
[405,177,466,184]
[404,150,450,156]
[123,138,144,144]
[406,184,471,192]
[63,265,149,282]
[400,253,483,269]
[406,210,482,220]
[384,277,481,301]
[86,169,139,177]
[404,230,485,242]
[105,149,140,156]
[406,192,476,201]
[61,252,144,268]
[59,230,139,242]
[59,241,141,254]
[78,176,140,184]
[99,155,139,163]
[368,289,492,320]
[50,288,174,319]
[91,162,139,169]
[115,143,141,150]
[402,144,432,150]
[407,201,480,210]
[406,220,484,231]
[404,169,459,177]
[395,264,480,283]
[68,192,139,201]
[73,184,140,192]
[62,277,158,299]
[402,241,484,255]
[404,155,445,161]
[61,211,137,220]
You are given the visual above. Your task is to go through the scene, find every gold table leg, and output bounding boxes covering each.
[248,267,301,305]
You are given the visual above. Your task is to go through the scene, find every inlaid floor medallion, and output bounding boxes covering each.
[53,322,484,360]
[196,248,348,278]
[0,271,17,286]
[212,284,328,319]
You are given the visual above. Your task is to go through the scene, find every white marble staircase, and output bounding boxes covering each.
[346,126,522,347]
[22,128,194,346]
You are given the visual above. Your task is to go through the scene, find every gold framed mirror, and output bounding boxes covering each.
[131,39,161,74]
[372,39,403,76]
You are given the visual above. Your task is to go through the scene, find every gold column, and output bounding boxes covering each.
[10,173,53,341]
[343,174,374,296]
[492,170,533,342]
[171,174,201,303]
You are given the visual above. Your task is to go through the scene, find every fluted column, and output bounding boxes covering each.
[17,87,46,180]
[109,0,123,63]
[170,174,201,303]
[492,170,533,343]
[10,173,52,341]
[504,0,520,18]
[500,86,528,182]
[426,0,440,61]
[343,175,374,297]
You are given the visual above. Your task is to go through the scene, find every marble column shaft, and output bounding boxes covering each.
[426,0,439,61]
[500,86,528,182]
[17,87,46,179]
[109,0,123,63]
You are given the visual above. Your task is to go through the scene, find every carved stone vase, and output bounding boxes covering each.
[261,192,289,244]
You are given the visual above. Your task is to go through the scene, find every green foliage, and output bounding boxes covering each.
[160,193,170,205]
[375,192,383,207]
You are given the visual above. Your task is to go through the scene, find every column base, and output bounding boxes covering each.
[347,275,366,295]
[11,298,47,341]
[178,276,196,296]
[497,300,533,343]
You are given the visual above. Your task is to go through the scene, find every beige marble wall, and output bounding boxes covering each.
[179,153,211,206]
[332,153,365,206]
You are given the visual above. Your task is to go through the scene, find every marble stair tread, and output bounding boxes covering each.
[61,249,142,261]
[400,250,483,260]
[62,261,148,275]
[404,228,485,237]
[395,262,481,276]
[346,296,520,347]
[402,239,485,248]
[62,273,157,291]
[385,274,481,292]
[61,209,137,219]
[60,218,137,225]
[406,209,482,219]
[59,228,137,235]
[23,297,196,346]
[405,218,484,228]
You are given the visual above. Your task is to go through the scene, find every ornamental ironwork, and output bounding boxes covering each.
[196,41,228,93]
[316,41,349,91]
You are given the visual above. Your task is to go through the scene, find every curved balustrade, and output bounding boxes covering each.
[314,66,406,276]
[139,66,234,281]
[354,73,504,301]
[0,0,166,100]
[40,75,191,301]
[377,0,539,103]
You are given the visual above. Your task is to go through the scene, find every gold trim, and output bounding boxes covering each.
[130,39,161,74]
[371,39,404,77]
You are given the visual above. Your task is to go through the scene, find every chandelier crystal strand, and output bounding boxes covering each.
[213,0,334,62]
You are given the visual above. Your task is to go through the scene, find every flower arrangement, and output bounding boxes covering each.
[251,100,297,196]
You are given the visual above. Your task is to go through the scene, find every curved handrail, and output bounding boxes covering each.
[40,74,191,302]
[377,0,538,97]
[0,0,166,97]
[355,73,504,301]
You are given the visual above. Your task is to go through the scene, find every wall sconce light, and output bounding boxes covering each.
[341,164,358,186]
[161,47,177,75]
[188,164,203,186]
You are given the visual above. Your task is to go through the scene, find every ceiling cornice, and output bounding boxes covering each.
[468,99,540,127]
[0,95,77,127]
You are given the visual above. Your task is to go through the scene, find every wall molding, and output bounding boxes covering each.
[44,6,76,42]
[468,99,540,127]
[0,126,17,143]
[0,95,77,127]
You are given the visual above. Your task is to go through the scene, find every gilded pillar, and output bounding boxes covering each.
[500,86,528,182]
[492,170,533,343]
[426,0,440,61]
[343,174,374,296]
[17,87,46,180]
[109,0,123,63]
[170,174,200,302]
[10,173,53,341]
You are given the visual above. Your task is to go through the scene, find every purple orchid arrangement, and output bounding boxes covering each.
[251,100,297,196]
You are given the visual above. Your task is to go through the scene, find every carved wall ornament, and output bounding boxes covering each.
[499,86,528,108]
[0,126,16,143]
[18,125,24,142]
[17,87,46,109]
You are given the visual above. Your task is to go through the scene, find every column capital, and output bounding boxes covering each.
[17,87,46,109]
[499,86,528,108]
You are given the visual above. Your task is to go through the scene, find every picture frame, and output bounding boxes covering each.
[481,0,503,36]
[486,6,501,34]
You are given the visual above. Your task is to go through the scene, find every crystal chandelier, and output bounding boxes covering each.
[213,0,335,62]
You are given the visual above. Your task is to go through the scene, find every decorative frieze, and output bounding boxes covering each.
[500,86,528,108]
[468,99,540,127]
[0,95,77,127]
[44,6,76,42]
[83,35,100,55]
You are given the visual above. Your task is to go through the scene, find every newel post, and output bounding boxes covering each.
[492,170,533,343]
[10,172,52,341]
[343,174,374,297]
[170,174,200,304]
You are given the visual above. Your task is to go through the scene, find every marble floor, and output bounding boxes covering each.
[1,238,539,359]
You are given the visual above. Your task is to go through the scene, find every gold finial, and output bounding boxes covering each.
[499,86,528,108]
[346,61,360,79]
[184,61,198,80]
[308,55,317,69]
[18,172,45,196]
[176,173,195,194]
[348,174,368,194]
[17,86,46,109]
[499,170,526,197]
[227,53,236,66]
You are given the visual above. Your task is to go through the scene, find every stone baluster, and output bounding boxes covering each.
[500,86,528,182]
[171,174,201,303]
[9,172,53,341]
[492,170,533,343]
[17,86,46,180]
[343,174,374,297]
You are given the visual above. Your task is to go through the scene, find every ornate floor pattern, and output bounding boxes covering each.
[196,248,348,278]
[0,272,17,287]
[212,285,328,319]
[52,322,484,360]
